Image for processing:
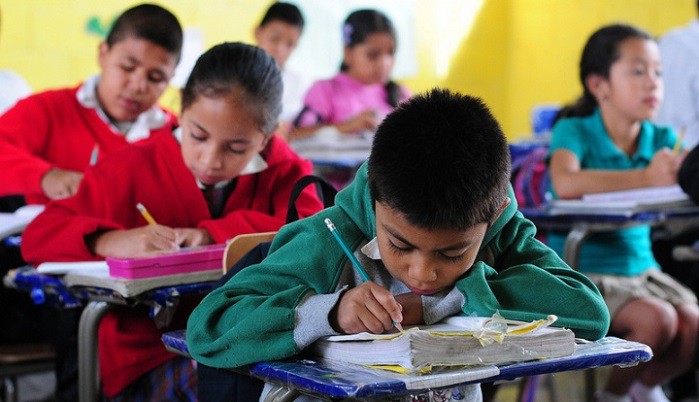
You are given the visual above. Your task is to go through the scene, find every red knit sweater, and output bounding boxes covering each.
[22,134,323,396]
[0,85,176,204]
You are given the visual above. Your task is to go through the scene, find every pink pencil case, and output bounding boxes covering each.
[106,244,226,279]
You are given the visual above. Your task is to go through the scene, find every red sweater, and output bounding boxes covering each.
[22,134,323,396]
[0,85,176,204]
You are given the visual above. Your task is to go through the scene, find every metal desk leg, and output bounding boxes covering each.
[563,224,591,271]
[563,225,598,401]
[78,301,113,402]
[263,384,301,402]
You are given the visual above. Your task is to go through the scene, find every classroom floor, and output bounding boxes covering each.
[493,369,599,402]
[492,367,698,402]
[13,372,55,402]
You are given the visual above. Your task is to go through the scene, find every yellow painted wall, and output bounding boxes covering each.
[443,0,696,139]
[0,0,695,139]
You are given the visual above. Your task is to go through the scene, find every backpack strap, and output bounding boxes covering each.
[286,175,338,223]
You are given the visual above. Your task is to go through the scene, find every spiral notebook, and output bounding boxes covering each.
[310,315,575,373]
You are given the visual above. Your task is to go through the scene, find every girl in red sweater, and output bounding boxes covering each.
[0,4,182,205]
[22,42,323,400]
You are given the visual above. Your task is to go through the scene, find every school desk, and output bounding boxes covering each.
[4,267,221,402]
[161,330,651,401]
[519,206,699,270]
[672,237,699,262]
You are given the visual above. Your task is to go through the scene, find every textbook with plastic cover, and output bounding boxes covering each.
[0,204,45,238]
[549,185,693,216]
[310,315,575,373]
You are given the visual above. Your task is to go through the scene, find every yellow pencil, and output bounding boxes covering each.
[673,129,685,154]
[136,202,157,225]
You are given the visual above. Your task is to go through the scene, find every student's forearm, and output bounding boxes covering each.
[552,168,650,199]
[288,125,326,140]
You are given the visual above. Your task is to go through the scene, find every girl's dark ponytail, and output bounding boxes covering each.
[385,80,401,108]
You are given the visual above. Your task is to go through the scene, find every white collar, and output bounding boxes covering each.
[361,237,383,260]
[77,74,167,142]
[172,127,269,189]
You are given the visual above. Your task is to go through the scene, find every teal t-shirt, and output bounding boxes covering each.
[547,109,678,276]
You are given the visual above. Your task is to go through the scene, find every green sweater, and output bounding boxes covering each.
[187,164,610,368]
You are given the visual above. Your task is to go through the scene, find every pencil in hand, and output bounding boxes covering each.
[136,202,157,225]
[324,218,404,332]
[673,129,685,155]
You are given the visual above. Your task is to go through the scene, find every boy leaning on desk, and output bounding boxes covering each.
[187,89,610,402]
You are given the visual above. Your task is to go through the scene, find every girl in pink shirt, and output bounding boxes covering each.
[290,9,410,140]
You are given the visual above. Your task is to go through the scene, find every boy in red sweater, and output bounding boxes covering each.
[22,42,323,400]
[0,4,182,205]
[0,5,183,401]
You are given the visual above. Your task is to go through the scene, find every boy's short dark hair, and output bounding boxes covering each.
[106,4,183,60]
[368,88,511,231]
[259,2,304,30]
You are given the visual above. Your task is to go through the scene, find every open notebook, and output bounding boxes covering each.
[310,315,575,373]
[549,185,694,216]
[0,205,45,238]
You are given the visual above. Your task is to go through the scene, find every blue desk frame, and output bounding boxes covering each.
[162,330,651,401]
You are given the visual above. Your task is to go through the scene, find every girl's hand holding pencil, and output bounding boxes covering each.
[88,225,181,259]
[645,148,685,187]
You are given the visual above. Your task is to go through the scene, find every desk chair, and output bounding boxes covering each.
[0,343,55,402]
[223,232,277,274]
[530,104,560,137]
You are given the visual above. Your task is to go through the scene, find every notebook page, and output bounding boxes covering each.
[582,185,687,203]
[400,365,499,390]
[36,261,108,275]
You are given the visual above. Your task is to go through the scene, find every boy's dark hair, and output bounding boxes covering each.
[182,42,282,136]
[368,88,511,230]
[106,4,183,60]
[259,2,304,30]
[341,9,402,108]
[556,24,651,122]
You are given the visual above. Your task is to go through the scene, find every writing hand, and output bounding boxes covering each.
[337,110,380,134]
[89,225,180,258]
[645,148,682,186]
[394,292,424,326]
[41,168,84,199]
[174,228,213,247]
[330,281,403,334]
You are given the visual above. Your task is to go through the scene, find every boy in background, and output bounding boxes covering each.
[254,2,308,136]
[187,89,610,401]
[0,4,182,205]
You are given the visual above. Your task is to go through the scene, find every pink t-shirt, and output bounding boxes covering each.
[295,72,409,127]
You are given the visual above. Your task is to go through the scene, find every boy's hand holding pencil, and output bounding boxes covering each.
[325,218,404,334]
[330,281,404,335]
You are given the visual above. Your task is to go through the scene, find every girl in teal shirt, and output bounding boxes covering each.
[549,24,698,402]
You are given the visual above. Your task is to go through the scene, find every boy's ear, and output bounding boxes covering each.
[253,26,262,42]
[98,42,109,68]
[492,197,511,223]
[585,74,609,103]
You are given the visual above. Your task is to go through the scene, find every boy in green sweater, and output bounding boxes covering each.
[187,89,610,401]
